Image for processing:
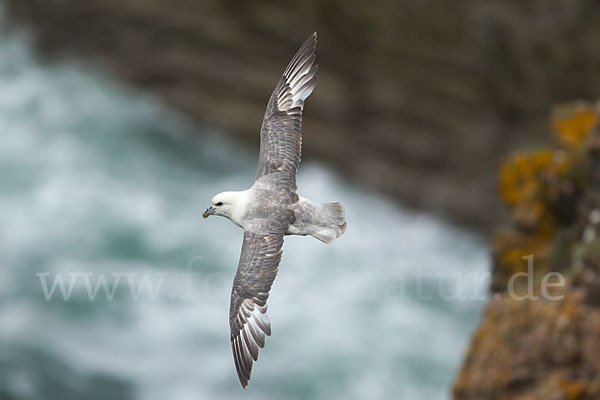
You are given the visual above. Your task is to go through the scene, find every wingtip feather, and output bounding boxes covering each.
[279,33,318,109]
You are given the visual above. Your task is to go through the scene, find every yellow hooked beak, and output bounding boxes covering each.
[202,206,216,218]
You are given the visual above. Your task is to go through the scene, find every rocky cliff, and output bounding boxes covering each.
[454,103,600,399]
[5,0,600,231]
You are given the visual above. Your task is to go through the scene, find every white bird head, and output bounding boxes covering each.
[202,191,242,219]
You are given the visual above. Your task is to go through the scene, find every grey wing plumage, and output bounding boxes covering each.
[255,33,318,182]
[230,33,318,388]
[229,231,285,388]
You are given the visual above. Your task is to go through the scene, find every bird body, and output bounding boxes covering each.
[203,32,346,387]
[208,179,346,241]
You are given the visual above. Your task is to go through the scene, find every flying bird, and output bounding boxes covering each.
[202,33,346,388]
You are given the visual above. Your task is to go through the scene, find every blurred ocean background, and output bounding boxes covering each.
[0,7,489,400]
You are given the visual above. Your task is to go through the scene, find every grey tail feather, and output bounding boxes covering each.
[311,202,347,244]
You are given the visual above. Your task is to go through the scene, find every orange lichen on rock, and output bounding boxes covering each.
[499,149,572,232]
[493,103,596,292]
[552,103,597,149]
[499,149,571,207]
[455,101,600,400]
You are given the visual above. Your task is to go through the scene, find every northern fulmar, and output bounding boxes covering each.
[202,33,347,388]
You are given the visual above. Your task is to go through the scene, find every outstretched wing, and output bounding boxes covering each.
[229,231,285,388]
[255,33,318,182]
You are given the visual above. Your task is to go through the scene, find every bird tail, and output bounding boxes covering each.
[311,202,347,244]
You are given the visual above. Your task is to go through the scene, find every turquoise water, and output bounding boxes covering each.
[0,9,489,400]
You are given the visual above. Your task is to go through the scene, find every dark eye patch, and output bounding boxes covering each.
[216,202,223,206]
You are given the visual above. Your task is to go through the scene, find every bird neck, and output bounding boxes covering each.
[227,190,250,228]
